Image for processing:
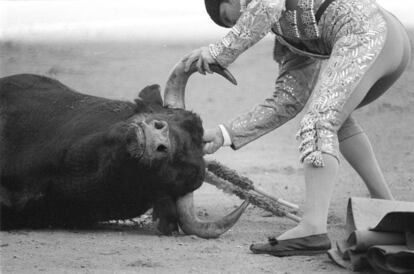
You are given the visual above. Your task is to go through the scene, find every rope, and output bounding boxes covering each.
[205,160,299,219]
[206,160,254,190]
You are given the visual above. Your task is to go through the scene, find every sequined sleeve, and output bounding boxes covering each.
[209,0,284,67]
[224,40,323,150]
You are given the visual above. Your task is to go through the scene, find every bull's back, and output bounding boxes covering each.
[1,75,148,227]
[0,74,135,182]
[1,74,98,134]
[0,74,135,141]
[1,75,77,171]
[1,74,134,120]
[1,74,83,111]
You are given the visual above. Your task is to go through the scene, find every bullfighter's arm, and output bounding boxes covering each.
[209,0,283,67]
[222,41,323,150]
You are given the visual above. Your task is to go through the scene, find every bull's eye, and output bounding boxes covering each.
[157,144,168,153]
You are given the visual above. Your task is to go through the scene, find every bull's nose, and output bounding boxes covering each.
[145,119,171,159]
[151,120,168,132]
[152,137,170,159]
[154,142,169,155]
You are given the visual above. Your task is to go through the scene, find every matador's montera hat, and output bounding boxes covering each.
[204,0,230,28]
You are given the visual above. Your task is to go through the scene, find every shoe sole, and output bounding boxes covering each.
[252,249,328,257]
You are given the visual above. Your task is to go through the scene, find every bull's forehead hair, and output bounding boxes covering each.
[131,105,204,148]
[168,109,204,147]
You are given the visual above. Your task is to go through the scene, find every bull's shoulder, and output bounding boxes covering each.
[0,74,81,103]
[0,74,68,92]
[1,73,56,84]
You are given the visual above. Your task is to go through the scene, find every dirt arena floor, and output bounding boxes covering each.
[1,31,413,273]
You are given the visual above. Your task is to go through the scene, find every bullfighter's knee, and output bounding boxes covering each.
[338,115,364,142]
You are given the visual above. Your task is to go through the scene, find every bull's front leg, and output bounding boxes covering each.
[152,196,179,236]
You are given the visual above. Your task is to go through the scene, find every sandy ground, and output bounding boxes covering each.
[0,33,413,273]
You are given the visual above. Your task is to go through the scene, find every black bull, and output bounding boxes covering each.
[0,62,248,239]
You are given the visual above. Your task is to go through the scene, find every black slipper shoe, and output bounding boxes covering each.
[250,234,331,257]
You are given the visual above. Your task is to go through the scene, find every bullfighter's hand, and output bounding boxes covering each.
[183,46,216,75]
[203,127,224,154]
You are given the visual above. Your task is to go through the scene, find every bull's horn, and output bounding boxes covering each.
[163,61,237,109]
[177,192,249,239]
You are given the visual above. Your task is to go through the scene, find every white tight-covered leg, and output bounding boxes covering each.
[339,130,393,199]
[277,153,338,240]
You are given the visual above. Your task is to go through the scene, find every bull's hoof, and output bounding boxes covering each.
[156,220,179,236]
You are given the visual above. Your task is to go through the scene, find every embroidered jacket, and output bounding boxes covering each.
[210,0,327,149]
[210,0,388,169]
[209,0,328,68]
[224,41,322,150]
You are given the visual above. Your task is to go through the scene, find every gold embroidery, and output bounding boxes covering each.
[210,0,283,67]
[297,0,387,166]
[299,0,320,39]
[208,0,388,165]
[228,49,322,150]
[274,0,321,40]
[284,10,300,39]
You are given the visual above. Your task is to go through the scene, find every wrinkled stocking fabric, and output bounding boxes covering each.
[297,0,387,167]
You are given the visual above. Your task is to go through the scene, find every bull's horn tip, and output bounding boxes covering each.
[222,69,237,86]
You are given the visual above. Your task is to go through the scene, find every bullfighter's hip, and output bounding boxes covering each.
[296,3,411,167]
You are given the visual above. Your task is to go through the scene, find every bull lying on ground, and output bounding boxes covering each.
[0,63,247,238]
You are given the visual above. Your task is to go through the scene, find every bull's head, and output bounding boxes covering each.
[161,61,249,239]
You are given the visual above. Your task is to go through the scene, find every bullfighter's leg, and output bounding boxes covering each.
[338,116,393,199]
[278,8,410,241]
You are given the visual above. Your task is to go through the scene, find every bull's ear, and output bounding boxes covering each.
[137,84,163,106]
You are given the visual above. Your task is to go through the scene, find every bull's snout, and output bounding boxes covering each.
[143,120,171,160]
